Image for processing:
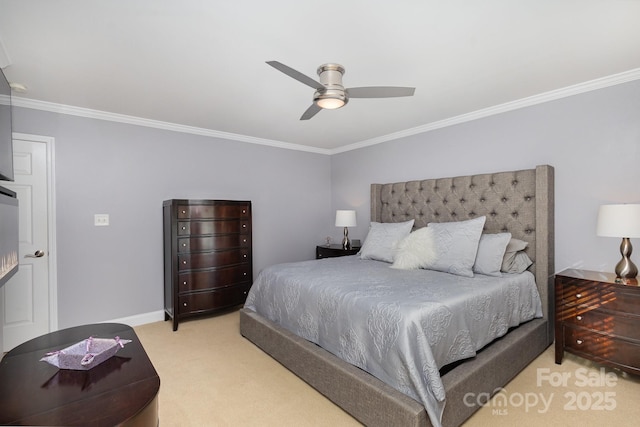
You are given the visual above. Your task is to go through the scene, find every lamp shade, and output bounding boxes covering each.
[596,204,640,238]
[335,210,357,227]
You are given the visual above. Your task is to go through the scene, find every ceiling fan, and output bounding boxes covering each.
[266,61,416,120]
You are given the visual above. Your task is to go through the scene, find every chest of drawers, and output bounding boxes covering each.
[555,269,640,375]
[163,199,252,331]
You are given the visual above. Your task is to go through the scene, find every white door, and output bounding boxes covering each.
[1,137,51,351]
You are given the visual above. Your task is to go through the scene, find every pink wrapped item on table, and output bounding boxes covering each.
[40,336,131,370]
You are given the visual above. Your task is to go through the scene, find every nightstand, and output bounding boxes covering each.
[555,269,640,375]
[316,244,360,259]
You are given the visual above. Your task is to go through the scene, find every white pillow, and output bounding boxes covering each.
[359,220,415,263]
[423,216,486,277]
[473,233,511,276]
[390,227,437,270]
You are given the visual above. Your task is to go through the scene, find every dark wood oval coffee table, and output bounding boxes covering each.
[0,323,160,426]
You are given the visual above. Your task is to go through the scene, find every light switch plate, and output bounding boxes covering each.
[94,214,109,226]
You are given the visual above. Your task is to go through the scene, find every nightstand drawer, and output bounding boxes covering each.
[564,326,640,373]
[563,308,640,341]
[316,244,360,259]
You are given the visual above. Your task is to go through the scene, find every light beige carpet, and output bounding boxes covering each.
[134,311,639,426]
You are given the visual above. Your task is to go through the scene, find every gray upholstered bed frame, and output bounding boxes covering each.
[240,165,554,426]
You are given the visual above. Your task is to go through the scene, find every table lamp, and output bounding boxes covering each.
[596,204,640,282]
[335,210,357,250]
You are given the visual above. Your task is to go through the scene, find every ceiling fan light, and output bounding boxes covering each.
[316,97,345,109]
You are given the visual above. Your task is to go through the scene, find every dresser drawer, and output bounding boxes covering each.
[178,248,250,271]
[557,281,603,307]
[600,287,640,313]
[177,220,251,236]
[564,326,640,372]
[177,234,251,252]
[563,307,640,341]
[178,265,252,292]
[176,204,250,220]
[178,285,250,315]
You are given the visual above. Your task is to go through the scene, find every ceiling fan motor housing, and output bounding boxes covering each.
[314,63,348,109]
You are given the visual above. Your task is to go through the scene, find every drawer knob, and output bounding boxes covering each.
[576,293,582,299]
[243,272,247,276]
[243,254,247,258]
[182,243,186,247]
[183,281,187,285]
[183,260,187,265]
[576,339,583,345]
[183,302,187,307]
[181,226,186,230]
[242,224,247,228]
[576,315,582,321]
[181,210,186,214]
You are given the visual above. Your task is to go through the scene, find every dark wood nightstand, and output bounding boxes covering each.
[316,244,360,259]
[555,269,640,375]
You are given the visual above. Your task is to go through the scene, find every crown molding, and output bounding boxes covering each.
[10,97,332,155]
[330,67,640,154]
[11,67,640,156]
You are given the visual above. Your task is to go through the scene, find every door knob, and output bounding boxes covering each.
[25,250,45,258]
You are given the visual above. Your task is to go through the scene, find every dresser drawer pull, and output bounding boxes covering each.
[576,315,582,321]
[576,293,582,299]
[576,339,583,345]
[243,272,247,276]
[182,260,187,265]
[183,302,187,307]
[183,281,187,285]
[181,226,186,230]
[242,224,247,228]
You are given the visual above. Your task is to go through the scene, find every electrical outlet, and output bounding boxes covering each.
[94,214,109,226]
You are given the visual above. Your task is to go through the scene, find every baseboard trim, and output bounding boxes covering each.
[104,310,165,327]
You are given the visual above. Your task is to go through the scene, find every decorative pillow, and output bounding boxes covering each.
[359,220,415,263]
[390,227,437,270]
[501,238,533,273]
[473,233,512,276]
[423,216,486,277]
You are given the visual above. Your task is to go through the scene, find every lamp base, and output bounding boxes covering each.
[615,237,638,282]
[342,227,351,250]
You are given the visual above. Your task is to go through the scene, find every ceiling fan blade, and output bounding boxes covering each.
[346,86,415,98]
[266,61,325,90]
[300,103,322,120]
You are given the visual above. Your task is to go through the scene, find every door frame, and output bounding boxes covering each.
[12,132,58,332]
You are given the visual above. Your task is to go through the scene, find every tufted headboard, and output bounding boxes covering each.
[370,165,555,343]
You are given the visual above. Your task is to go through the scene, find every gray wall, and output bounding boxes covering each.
[331,80,640,275]
[13,108,332,328]
[10,78,640,328]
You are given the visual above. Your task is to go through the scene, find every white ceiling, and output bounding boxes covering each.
[1,1,640,152]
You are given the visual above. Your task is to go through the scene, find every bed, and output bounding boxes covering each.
[240,165,554,427]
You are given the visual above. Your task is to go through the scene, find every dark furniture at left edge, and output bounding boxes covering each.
[163,199,253,331]
[0,323,160,426]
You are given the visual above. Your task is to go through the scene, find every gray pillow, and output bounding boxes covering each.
[359,220,415,263]
[473,233,512,276]
[501,238,533,273]
[423,216,486,277]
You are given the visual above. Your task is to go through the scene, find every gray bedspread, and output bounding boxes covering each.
[244,255,542,427]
